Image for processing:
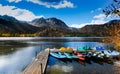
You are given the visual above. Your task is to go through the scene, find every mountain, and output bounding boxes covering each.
[0,15,40,34]
[0,15,17,22]
[0,15,119,37]
[108,20,120,24]
[30,17,75,36]
[30,17,81,36]
[0,15,75,36]
[79,20,120,36]
[30,17,69,30]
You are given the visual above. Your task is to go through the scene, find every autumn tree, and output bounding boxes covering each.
[103,0,120,51]
[103,0,120,16]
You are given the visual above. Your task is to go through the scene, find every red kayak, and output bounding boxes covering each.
[77,53,85,61]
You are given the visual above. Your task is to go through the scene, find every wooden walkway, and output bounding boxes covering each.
[22,48,50,74]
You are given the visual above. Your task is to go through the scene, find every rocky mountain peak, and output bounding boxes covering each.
[30,17,68,29]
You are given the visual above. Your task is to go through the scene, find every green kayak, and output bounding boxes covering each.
[77,46,91,51]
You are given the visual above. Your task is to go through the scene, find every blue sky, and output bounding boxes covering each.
[0,0,119,28]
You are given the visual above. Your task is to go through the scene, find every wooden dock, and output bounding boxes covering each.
[22,48,50,74]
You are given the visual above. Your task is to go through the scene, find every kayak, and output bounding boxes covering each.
[68,52,78,59]
[92,51,106,59]
[100,50,120,57]
[50,52,66,59]
[63,52,72,59]
[76,52,85,61]
[92,49,120,58]
[86,52,93,58]
[58,52,67,58]
[59,47,73,52]
[77,46,91,51]
[96,46,105,51]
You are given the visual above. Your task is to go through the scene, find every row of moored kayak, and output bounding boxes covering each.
[50,46,120,61]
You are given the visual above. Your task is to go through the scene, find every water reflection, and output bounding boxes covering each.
[46,56,115,74]
[0,46,42,74]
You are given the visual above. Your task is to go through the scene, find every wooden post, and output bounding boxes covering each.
[40,63,43,74]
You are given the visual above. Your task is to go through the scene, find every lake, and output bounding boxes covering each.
[0,37,120,74]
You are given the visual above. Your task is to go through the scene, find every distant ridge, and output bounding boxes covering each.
[0,15,119,37]
[79,20,120,36]
[0,15,40,34]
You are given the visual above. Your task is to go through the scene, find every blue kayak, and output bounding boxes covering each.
[58,52,66,57]
[50,52,66,58]
[63,52,78,59]
[96,46,105,51]
[63,52,72,59]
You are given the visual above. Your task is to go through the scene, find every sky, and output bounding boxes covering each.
[0,0,120,28]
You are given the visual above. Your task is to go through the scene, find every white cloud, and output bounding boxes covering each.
[91,19,106,24]
[0,4,43,21]
[27,0,74,9]
[92,14,106,24]
[90,8,102,13]
[93,14,106,19]
[7,0,74,9]
[51,0,74,9]
[70,14,108,28]
[8,0,22,3]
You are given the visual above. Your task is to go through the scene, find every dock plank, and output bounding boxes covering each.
[22,48,49,74]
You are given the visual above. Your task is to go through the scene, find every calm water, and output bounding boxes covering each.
[0,37,119,74]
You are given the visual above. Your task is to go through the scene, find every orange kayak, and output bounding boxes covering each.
[77,53,85,61]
